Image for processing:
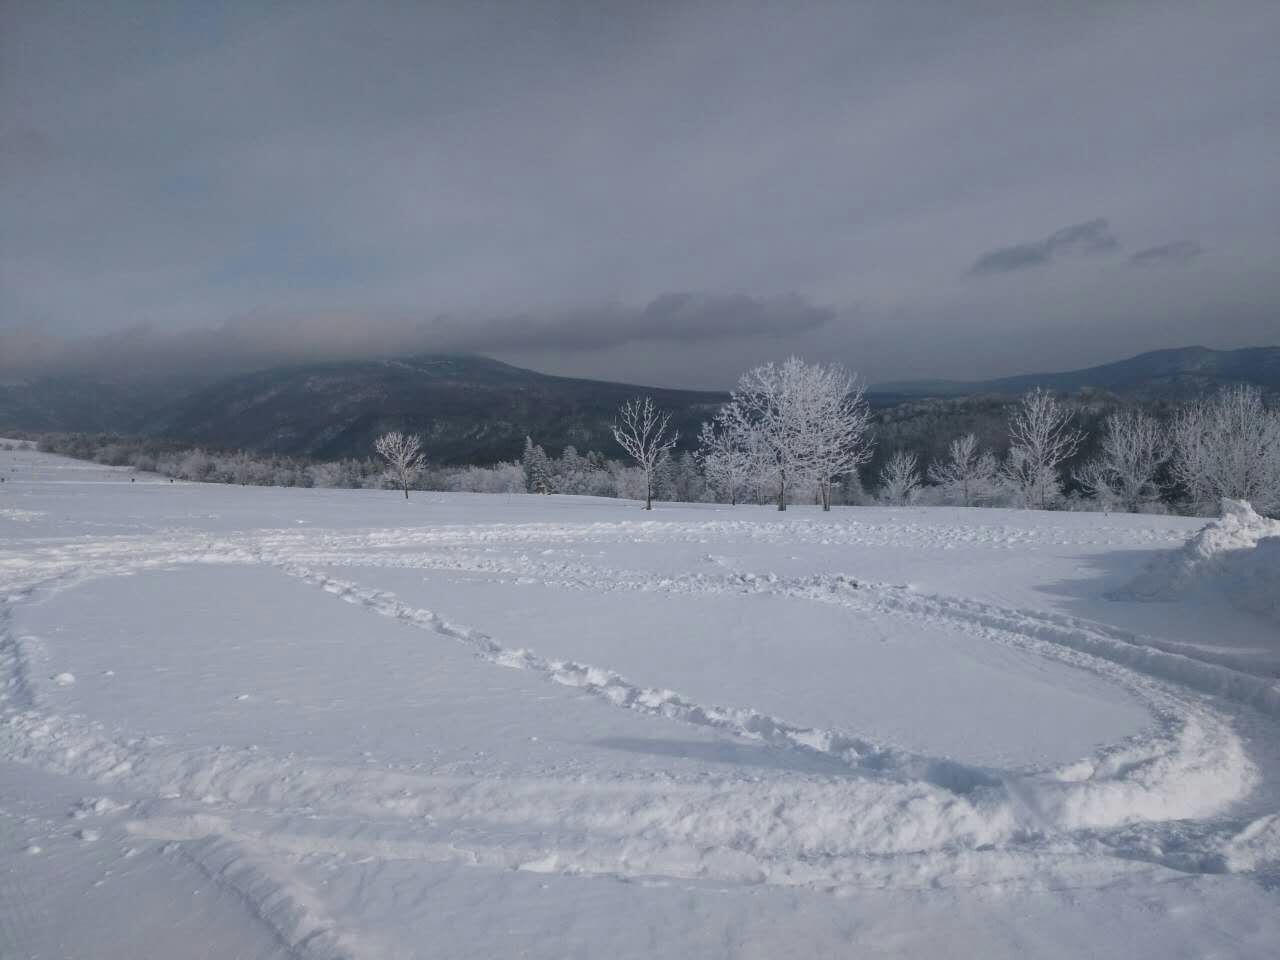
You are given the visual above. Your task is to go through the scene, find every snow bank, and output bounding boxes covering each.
[1226,535,1280,623]
[1114,499,1280,624]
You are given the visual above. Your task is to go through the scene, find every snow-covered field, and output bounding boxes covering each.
[2,445,1279,959]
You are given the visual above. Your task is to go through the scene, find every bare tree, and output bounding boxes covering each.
[374,431,424,499]
[927,433,997,507]
[1074,409,1167,512]
[1000,388,1084,510]
[1171,385,1280,515]
[697,417,751,506]
[724,357,872,511]
[612,396,678,510]
[878,450,921,505]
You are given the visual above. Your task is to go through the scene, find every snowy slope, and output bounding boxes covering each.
[2,445,1279,958]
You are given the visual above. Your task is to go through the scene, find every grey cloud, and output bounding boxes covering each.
[404,293,832,356]
[0,126,58,177]
[2,2,1278,386]
[1129,241,1202,267]
[0,293,833,382]
[968,219,1121,277]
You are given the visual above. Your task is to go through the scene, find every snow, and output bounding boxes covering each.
[1117,499,1280,598]
[2,445,1280,958]
[1117,498,1280,630]
[1232,536,1280,623]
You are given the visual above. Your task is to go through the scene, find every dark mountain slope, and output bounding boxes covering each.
[153,355,726,462]
[0,377,187,435]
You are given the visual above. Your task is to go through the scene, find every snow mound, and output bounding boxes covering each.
[1114,499,1280,623]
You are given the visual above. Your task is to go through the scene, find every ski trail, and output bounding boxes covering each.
[125,803,1171,894]
[291,539,1280,718]
[265,557,1256,837]
[160,833,372,960]
[845,580,1280,718]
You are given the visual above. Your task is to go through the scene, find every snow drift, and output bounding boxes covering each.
[1114,499,1280,624]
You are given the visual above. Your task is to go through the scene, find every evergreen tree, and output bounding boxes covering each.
[521,436,553,494]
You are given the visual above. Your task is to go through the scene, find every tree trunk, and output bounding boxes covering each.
[777,468,787,511]
[645,470,653,510]
[403,481,409,500]
[821,481,831,511]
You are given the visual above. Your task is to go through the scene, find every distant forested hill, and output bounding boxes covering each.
[3,346,1276,466]
[149,355,726,463]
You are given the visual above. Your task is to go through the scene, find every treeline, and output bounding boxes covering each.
[25,373,1279,517]
[28,431,670,499]
[864,384,1279,516]
[34,432,379,488]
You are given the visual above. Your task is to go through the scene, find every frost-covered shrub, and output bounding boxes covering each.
[449,463,527,494]
[178,449,216,482]
[878,451,921,505]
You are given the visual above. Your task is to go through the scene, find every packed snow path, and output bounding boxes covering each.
[2,448,1279,958]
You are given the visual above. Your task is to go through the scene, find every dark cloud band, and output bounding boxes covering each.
[1129,241,1202,268]
[0,293,835,382]
[968,219,1121,277]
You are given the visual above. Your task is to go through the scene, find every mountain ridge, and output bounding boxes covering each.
[868,345,1280,399]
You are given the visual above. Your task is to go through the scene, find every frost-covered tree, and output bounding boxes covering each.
[742,424,774,505]
[723,357,872,511]
[722,360,807,510]
[666,450,707,503]
[927,432,997,507]
[611,396,678,510]
[697,417,752,505]
[178,448,215,482]
[521,436,553,494]
[1170,385,1280,515]
[1000,388,1084,510]
[806,365,874,510]
[878,450,921,505]
[552,444,593,495]
[374,431,424,499]
[1074,410,1167,512]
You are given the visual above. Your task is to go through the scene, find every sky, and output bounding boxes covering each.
[2,0,1279,389]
